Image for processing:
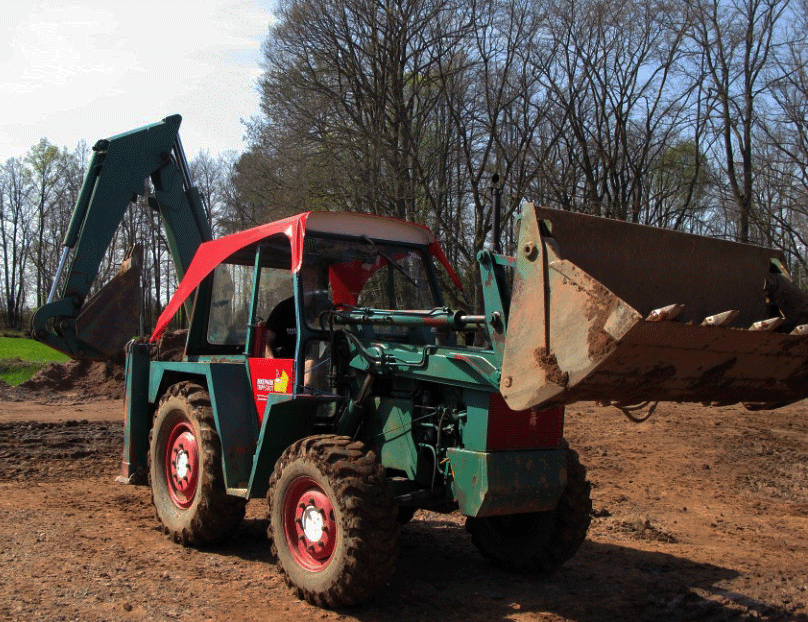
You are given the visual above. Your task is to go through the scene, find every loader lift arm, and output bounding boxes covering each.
[31,115,212,360]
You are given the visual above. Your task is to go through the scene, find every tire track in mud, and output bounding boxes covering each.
[1,402,808,621]
[0,420,122,481]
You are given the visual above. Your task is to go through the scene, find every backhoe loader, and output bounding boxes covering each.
[32,115,808,608]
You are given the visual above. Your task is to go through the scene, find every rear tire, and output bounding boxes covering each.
[465,444,591,573]
[149,381,246,545]
[267,435,399,607]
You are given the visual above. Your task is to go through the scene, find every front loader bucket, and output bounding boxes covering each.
[74,244,143,359]
[501,205,808,411]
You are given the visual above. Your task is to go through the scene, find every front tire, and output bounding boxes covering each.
[465,444,591,573]
[149,381,246,545]
[267,435,399,607]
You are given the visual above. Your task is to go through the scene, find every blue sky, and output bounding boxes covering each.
[2,1,274,161]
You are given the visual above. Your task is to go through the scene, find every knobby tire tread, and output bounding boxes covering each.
[465,443,592,573]
[149,381,246,546]
[267,434,399,608]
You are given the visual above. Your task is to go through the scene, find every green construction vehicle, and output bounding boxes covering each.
[32,115,808,608]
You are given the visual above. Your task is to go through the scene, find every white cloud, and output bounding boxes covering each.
[1,0,274,160]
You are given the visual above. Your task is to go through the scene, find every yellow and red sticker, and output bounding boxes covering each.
[249,358,295,422]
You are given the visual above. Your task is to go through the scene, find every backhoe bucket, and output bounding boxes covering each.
[501,205,808,411]
[74,244,143,359]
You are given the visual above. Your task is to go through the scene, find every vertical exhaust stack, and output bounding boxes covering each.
[500,204,808,411]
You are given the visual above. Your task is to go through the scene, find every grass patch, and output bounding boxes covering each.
[0,337,69,385]
[0,358,44,385]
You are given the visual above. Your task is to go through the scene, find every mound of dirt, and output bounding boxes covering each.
[0,331,187,404]
[152,329,186,362]
[20,356,127,400]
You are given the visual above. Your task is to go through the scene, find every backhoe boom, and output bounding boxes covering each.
[31,115,212,360]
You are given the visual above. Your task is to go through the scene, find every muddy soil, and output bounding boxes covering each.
[1,390,807,621]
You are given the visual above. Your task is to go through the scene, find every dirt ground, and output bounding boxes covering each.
[1,361,807,621]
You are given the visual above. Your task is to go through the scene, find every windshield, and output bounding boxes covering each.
[206,261,293,347]
[302,235,439,327]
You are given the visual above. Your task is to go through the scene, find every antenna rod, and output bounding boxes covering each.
[492,174,502,254]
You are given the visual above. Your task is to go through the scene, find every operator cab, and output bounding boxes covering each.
[199,233,294,355]
[157,211,460,407]
[301,233,441,339]
[186,228,445,395]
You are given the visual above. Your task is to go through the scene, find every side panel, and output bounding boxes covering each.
[147,360,258,496]
[348,345,501,392]
[119,342,151,483]
[373,397,418,479]
[206,363,259,494]
[459,389,492,452]
[447,447,567,517]
[247,396,325,499]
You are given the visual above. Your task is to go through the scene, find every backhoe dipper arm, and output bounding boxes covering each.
[31,115,212,360]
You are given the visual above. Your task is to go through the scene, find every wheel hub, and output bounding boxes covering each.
[165,423,198,509]
[175,449,190,480]
[301,504,326,542]
[284,478,337,571]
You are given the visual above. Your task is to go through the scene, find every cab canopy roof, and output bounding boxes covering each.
[150,211,462,341]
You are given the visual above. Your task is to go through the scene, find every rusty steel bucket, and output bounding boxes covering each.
[74,244,143,359]
[501,204,808,411]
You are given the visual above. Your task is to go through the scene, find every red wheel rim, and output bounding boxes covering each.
[164,419,199,509]
[282,476,337,571]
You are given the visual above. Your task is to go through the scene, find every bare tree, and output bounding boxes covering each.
[531,0,689,222]
[643,141,714,232]
[26,139,61,307]
[683,0,793,242]
[257,0,477,218]
[252,0,556,310]
[230,0,808,296]
[756,0,808,277]
[190,150,225,236]
[0,158,33,329]
[428,0,551,308]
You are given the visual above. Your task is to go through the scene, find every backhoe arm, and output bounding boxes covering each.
[31,115,212,360]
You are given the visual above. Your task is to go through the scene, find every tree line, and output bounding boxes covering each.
[4,0,808,330]
[0,142,242,331]
[247,0,808,306]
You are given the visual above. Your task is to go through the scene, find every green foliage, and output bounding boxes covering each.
[0,336,69,361]
[0,359,42,385]
[0,337,69,385]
